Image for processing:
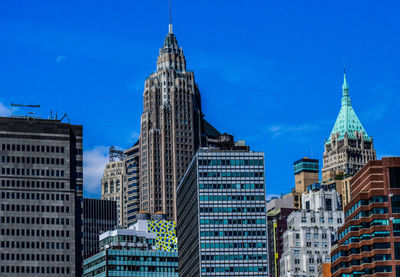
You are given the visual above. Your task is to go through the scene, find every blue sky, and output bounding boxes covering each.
[0,1,399,199]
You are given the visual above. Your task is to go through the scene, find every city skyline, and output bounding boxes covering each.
[0,1,399,199]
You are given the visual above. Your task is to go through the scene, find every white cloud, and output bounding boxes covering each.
[56,55,67,64]
[83,146,109,194]
[0,103,12,117]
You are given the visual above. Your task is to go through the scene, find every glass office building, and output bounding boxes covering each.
[177,145,268,276]
[83,228,178,277]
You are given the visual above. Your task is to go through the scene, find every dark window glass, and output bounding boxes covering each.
[395,242,400,260]
[392,196,400,214]
[326,199,332,211]
[389,167,400,188]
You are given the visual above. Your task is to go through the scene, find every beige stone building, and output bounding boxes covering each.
[100,144,140,228]
[101,160,127,226]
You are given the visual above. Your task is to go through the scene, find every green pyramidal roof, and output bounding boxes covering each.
[326,72,372,144]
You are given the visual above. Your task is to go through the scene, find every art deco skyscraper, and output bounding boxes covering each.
[139,24,203,220]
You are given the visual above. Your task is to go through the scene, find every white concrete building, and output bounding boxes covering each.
[280,184,344,277]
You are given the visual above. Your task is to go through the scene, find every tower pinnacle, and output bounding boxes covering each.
[341,68,350,106]
[342,67,349,94]
[169,0,173,34]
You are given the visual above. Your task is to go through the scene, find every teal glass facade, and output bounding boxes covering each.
[83,249,178,277]
[83,228,178,277]
[177,148,268,276]
[293,158,319,174]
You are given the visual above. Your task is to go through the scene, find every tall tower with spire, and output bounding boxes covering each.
[139,22,203,220]
[322,70,376,184]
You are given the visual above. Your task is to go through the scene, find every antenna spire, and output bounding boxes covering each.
[169,0,173,33]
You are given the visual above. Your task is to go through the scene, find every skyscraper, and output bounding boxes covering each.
[0,117,83,276]
[322,71,376,206]
[139,23,203,220]
[331,157,400,276]
[177,138,268,276]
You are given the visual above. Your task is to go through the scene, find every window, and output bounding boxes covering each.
[392,196,400,214]
[325,199,332,211]
[389,167,400,188]
[395,242,400,260]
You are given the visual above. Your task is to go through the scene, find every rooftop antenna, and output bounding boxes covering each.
[10,103,41,119]
[343,58,346,74]
[169,0,173,34]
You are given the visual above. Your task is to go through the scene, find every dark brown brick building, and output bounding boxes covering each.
[331,157,400,276]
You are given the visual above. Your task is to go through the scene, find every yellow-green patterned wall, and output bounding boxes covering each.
[148,220,178,252]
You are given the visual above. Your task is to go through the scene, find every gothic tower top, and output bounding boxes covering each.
[326,70,372,144]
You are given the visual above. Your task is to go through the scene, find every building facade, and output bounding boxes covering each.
[124,142,140,226]
[138,23,204,221]
[83,198,117,258]
[101,144,140,228]
[101,159,127,227]
[131,213,177,253]
[177,144,268,276]
[331,157,400,276]
[294,158,319,193]
[322,71,376,205]
[0,117,83,276]
[83,226,178,277]
[280,185,344,277]
[292,158,319,209]
[267,196,296,277]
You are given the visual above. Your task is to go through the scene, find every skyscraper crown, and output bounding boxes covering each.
[326,71,372,143]
[157,24,186,72]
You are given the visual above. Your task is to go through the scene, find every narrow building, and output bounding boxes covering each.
[101,156,127,227]
[0,116,83,276]
[83,198,117,258]
[331,157,400,276]
[101,144,140,228]
[290,158,319,209]
[123,142,140,226]
[177,136,268,276]
[267,195,296,277]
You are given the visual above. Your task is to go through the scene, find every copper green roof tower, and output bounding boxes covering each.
[326,70,372,143]
[322,69,376,181]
